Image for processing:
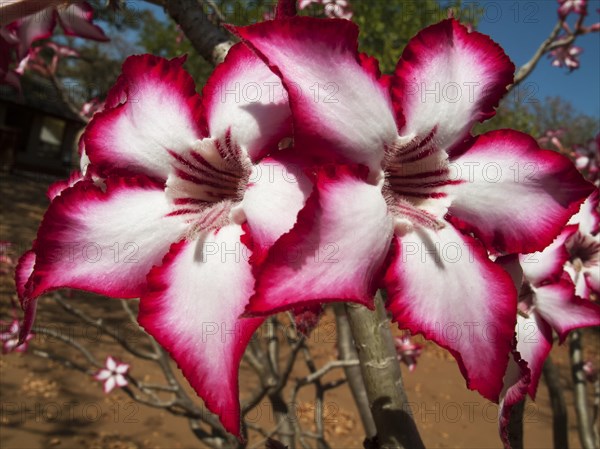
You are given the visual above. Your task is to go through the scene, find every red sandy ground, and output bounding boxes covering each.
[1,172,598,449]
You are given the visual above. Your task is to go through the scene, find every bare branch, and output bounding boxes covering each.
[53,294,157,360]
[345,293,424,449]
[512,20,563,88]
[569,330,597,449]
[543,356,569,449]
[162,0,235,65]
[297,360,359,386]
[333,303,377,438]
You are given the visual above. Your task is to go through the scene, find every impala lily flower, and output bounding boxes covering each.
[497,193,600,447]
[394,336,423,372]
[94,356,129,394]
[548,43,583,71]
[16,42,311,436]
[537,128,567,154]
[0,319,33,353]
[5,1,108,60]
[583,360,598,383]
[574,134,600,185]
[233,16,594,402]
[557,0,588,18]
[565,190,600,298]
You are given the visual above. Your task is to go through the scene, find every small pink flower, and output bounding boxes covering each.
[0,319,33,354]
[94,356,129,394]
[80,97,104,119]
[323,0,352,19]
[549,44,583,71]
[583,361,598,383]
[557,0,587,19]
[538,128,567,153]
[394,336,423,372]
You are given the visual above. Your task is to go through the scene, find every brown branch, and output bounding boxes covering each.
[162,0,235,66]
[569,330,597,449]
[333,303,377,438]
[512,20,563,88]
[543,356,569,449]
[345,292,424,449]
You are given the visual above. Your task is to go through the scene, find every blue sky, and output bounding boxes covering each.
[136,0,599,117]
[475,0,599,117]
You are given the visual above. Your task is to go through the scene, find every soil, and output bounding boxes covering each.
[1,172,599,449]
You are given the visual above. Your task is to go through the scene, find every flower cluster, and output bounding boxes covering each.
[1,0,107,88]
[14,0,597,444]
[497,190,599,446]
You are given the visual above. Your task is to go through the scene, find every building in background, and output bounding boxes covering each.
[0,75,85,175]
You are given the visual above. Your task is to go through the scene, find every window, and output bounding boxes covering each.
[37,115,65,159]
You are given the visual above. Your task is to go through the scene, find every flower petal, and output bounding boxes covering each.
[392,19,514,154]
[247,164,393,315]
[84,55,205,180]
[56,2,109,41]
[27,176,189,300]
[240,154,312,265]
[447,130,594,254]
[233,17,397,173]
[202,43,292,162]
[103,376,116,394]
[106,356,117,371]
[115,374,128,387]
[519,225,578,286]
[534,275,600,342]
[138,227,263,437]
[12,11,56,59]
[514,312,553,399]
[15,250,36,342]
[384,223,517,401]
[15,249,35,300]
[498,349,531,449]
[568,190,600,235]
[95,369,112,381]
[46,170,83,201]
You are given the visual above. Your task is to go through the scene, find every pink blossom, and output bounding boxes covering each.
[94,356,129,394]
[574,134,600,185]
[0,319,33,354]
[80,97,104,119]
[6,1,108,60]
[549,43,583,71]
[394,336,423,372]
[323,0,352,19]
[497,191,600,447]
[557,0,588,19]
[583,360,598,383]
[16,47,306,437]
[234,16,593,406]
[537,128,567,153]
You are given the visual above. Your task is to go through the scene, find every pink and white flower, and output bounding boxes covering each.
[565,190,600,298]
[94,356,129,394]
[574,134,600,185]
[5,1,108,60]
[557,0,587,18]
[232,16,593,403]
[548,43,583,71]
[394,336,423,372]
[497,192,600,447]
[0,319,33,353]
[16,44,309,436]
